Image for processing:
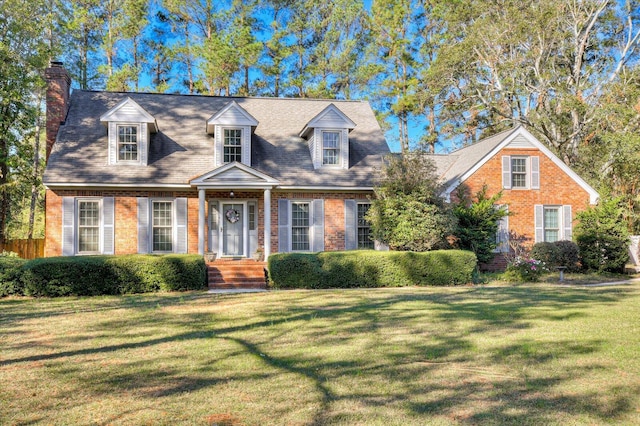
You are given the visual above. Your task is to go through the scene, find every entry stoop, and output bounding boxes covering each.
[207,259,267,290]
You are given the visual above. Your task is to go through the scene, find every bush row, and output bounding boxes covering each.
[267,250,477,289]
[0,254,206,297]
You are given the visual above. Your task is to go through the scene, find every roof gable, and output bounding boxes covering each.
[190,162,279,189]
[100,97,157,132]
[207,101,259,133]
[443,126,599,204]
[300,104,356,138]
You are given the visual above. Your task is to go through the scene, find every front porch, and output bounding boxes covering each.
[192,162,279,260]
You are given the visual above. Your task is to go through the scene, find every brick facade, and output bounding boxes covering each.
[45,189,372,257]
[460,147,592,247]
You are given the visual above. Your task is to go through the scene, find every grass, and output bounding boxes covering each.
[1,284,640,425]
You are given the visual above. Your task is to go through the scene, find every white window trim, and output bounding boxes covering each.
[76,198,103,255]
[510,156,529,189]
[150,198,176,254]
[115,123,142,164]
[290,200,312,252]
[356,201,374,250]
[542,205,562,243]
[321,129,342,167]
[222,127,243,164]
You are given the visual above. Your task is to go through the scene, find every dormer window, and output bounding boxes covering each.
[100,98,157,166]
[223,128,243,163]
[207,101,258,167]
[300,104,356,170]
[322,131,341,166]
[118,125,139,162]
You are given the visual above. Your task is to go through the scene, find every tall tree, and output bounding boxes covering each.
[0,0,51,242]
[368,0,422,152]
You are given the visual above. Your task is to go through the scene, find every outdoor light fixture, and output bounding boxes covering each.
[230,190,235,199]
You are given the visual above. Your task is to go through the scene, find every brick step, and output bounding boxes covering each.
[206,260,267,289]
[209,282,267,290]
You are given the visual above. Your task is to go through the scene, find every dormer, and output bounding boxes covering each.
[300,104,356,170]
[100,98,157,166]
[207,101,258,167]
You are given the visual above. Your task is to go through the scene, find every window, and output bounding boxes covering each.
[357,203,374,249]
[291,202,310,251]
[511,157,527,188]
[248,203,256,231]
[78,200,100,253]
[117,125,139,162]
[543,207,560,242]
[152,201,173,252]
[322,131,340,165]
[223,128,242,163]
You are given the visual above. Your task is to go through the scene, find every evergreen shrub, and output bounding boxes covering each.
[267,250,477,289]
[20,254,206,297]
[531,240,580,272]
[0,256,28,297]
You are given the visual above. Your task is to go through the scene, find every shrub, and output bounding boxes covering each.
[0,256,28,297]
[267,250,477,289]
[503,256,549,282]
[574,198,629,273]
[531,240,580,272]
[453,185,509,264]
[21,255,206,297]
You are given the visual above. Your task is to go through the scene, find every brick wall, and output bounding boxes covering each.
[45,188,371,256]
[461,147,592,248]
[45,63,71,162]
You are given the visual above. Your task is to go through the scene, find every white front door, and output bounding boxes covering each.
[222,203,244,256]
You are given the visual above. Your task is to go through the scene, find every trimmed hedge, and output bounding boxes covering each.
[267,250,477,289]
[18,254,206,297]
[0,256,28,297]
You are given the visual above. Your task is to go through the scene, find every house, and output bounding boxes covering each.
[43,63,598,272]
[426,126,599,268]
[43,63,389,262]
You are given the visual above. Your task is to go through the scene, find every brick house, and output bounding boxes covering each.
[427,126,599,267]
[43,63,389,261]
[43,63,597,270]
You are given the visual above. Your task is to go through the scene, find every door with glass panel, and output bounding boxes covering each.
[222,203,244,256]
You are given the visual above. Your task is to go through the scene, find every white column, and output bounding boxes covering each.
[264,188,271,259]
[198,188,206,255]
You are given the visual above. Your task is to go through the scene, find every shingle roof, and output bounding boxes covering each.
[44,91,390,188]
[427,127,519,187]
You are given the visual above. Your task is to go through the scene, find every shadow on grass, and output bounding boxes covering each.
[2,285,638,424]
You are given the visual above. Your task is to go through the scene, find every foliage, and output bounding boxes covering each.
[267,250,477,289]
[531,241,581,273]
[503,256,549,283]
[18,254,205,297]
[0,256,28,297]
[574,198,630,273]
[368,153,456,251]
[453,185,509,264]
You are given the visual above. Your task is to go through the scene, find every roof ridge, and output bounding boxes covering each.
[72,89,366,103]
[449,126,519,154]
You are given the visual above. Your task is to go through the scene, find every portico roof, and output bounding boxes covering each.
[190,161,279,190]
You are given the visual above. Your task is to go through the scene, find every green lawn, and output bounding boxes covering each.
[1,285,639,425]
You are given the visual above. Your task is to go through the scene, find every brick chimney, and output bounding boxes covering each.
[45,61,71,162]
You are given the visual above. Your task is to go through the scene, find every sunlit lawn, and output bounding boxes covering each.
[1,284,639,425]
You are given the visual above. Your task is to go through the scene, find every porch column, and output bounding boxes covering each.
[264,188,271,259]
[198,188,206,255]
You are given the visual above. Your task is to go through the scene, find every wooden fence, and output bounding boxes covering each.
[1,239,45,259]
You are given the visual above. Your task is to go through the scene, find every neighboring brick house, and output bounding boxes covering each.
[427,126,599,267]
[43,63,389,259]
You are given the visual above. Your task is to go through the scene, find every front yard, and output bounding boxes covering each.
[1,285,639,425]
